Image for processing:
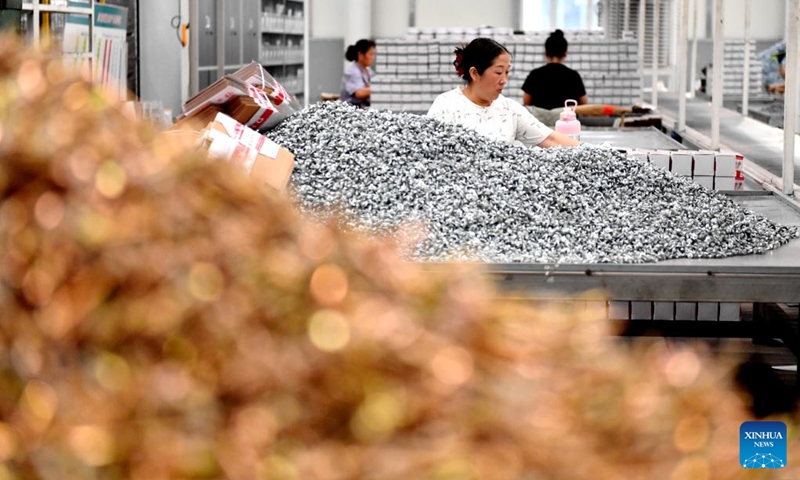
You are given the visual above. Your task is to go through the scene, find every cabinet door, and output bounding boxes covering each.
[242,0,260,64]
[224,0,242,68]
[199,70,219,90]
[198,0,217,67]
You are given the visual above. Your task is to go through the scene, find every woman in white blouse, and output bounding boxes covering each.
[427,38,581,148]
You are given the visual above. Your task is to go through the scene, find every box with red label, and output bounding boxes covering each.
[183,62,301,132]
[715,152,738,177]
[202,112,295,192]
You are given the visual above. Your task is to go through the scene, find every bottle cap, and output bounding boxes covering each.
[560,99,578,121]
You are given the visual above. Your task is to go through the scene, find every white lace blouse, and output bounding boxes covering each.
[427,87,553,147]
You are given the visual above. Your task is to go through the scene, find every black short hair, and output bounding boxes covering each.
[454,37,510,83]
[345,39,376,62]
[545,29,568,58]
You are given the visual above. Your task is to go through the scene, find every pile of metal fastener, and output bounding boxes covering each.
[269,102,797,263]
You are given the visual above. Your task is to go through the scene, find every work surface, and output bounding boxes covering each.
[582,128,684,150]
[657,93,800,178]
[426,193,800,302]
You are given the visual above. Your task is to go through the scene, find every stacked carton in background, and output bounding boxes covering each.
[372,30,641,114]
[627,149,744,191]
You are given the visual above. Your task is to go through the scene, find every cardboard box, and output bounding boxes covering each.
[203,112,294,192]
[693,150,716,176]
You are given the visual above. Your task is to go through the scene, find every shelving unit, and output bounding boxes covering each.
[194,0,305,104]
[259,0,305,101]
[21,0,94,55]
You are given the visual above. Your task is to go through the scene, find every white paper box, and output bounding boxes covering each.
[608,301,630,319]
[653,302,675,320]
[675,303,696,320]
[670,151,693,176]
[697,302,720,321]
[649,151,671,170]
[719,303,741,321]
[631,302,653,320]
[694,176,714,189]
[715,152,738,176]
[693,150,716,176]
[715,177,738,190]
[628,150,648,163]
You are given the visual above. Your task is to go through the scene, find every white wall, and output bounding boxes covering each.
[372,0,409,38]
[416,0,516,29]
[139,0,184,115]
[312,0,517,39]
[690,0,785,40]
[725,0,785,39]
[311,0,346,38]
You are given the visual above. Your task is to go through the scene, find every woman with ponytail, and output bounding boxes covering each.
[428,37,581,148]
[522,29,588,109]
[340,39,376,108]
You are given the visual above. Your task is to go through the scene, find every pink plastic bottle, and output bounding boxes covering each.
[555,99,581,141]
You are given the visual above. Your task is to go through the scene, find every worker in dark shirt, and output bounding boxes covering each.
[521,29,587,109]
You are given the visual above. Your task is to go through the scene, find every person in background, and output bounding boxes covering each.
[758,40,786,94]
[522,29,588,110]
[767,55,786,94]
[427,37,581,148]
[340,39,376,108]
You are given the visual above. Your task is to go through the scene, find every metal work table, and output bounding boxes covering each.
[657,93,800,179]
[582,128,684,150]
[467,193,800,303]
[452,192,800,379]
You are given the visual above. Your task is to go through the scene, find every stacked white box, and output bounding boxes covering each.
[653,302,675,320]
[694,177,714,189]
[608,301,630,320]
[706,40,763,99]
[669,151,693,176]
[692,150,715,176]
[719,303,741,321]
[675,303,696,321]
[372,34,641,111]
[628,150,649,164]
[631,302,653,320]
[631,149,746,191]
[648,150,670,170]
[697,303,720,321]
[714,152,744,190]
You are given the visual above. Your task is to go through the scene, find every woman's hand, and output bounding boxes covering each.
[354,86,372,100]
[538,130,582,148]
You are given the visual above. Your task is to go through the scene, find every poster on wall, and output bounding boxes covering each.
[93,2,129,98]
[62,1,92,77]
[62,0,128,99]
